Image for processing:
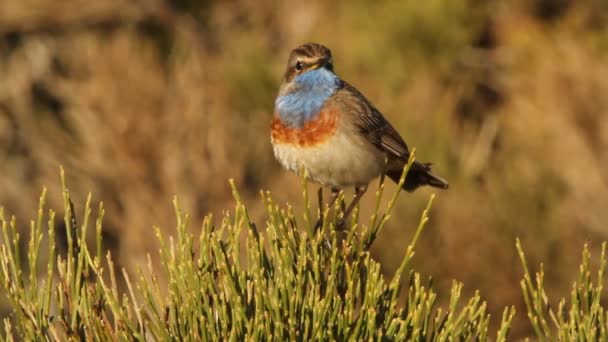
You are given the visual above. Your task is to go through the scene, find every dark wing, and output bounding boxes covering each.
[334,82,411,160]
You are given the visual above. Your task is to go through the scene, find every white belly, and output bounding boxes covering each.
[272,130,385,188]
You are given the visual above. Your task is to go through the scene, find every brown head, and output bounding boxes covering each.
[282,43,334,83]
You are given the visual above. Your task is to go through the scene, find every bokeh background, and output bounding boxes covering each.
[2,0,608,338]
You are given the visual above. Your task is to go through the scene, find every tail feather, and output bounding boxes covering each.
[387,161,448,192]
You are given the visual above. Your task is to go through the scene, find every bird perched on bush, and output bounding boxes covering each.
[271,43,447,222]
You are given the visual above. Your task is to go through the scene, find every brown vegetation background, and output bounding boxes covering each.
[1,0,608,338]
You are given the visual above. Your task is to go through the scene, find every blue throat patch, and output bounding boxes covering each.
[275,68,340,128]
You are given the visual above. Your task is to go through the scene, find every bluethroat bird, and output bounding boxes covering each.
[271,43,448,225]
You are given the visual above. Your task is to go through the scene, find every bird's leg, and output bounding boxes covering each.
[330,188,342,203]
[314,187,341,232]
[339,192,346,214]
[316,187,323,225]
[327,188,342,209]
[336,185,368,230]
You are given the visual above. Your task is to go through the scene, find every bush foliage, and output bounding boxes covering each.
[0,166,606,340]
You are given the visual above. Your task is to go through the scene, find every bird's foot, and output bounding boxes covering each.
[335,217,346,231]
[313,217,323,232]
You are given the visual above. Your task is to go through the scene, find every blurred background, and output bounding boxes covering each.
[1,0,608,338]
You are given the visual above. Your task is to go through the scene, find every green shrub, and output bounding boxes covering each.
[517,239,608,341]
[0,160,605,340]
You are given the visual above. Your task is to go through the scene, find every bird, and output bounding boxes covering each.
[271,43,448,223]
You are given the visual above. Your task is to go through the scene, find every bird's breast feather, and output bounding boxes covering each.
[271,104,341,147]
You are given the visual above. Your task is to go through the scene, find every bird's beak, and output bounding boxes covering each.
[314,57,332,71]
[305,62,323,71]
[307,57,329,70]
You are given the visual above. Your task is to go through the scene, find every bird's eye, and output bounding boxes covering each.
[295,61,303,72]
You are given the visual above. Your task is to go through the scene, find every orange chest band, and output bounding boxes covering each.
[271,106,340,147]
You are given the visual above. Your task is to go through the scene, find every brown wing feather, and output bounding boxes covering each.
[336,81,410,161]
[335,82,411,159]
[332,81,448,191]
